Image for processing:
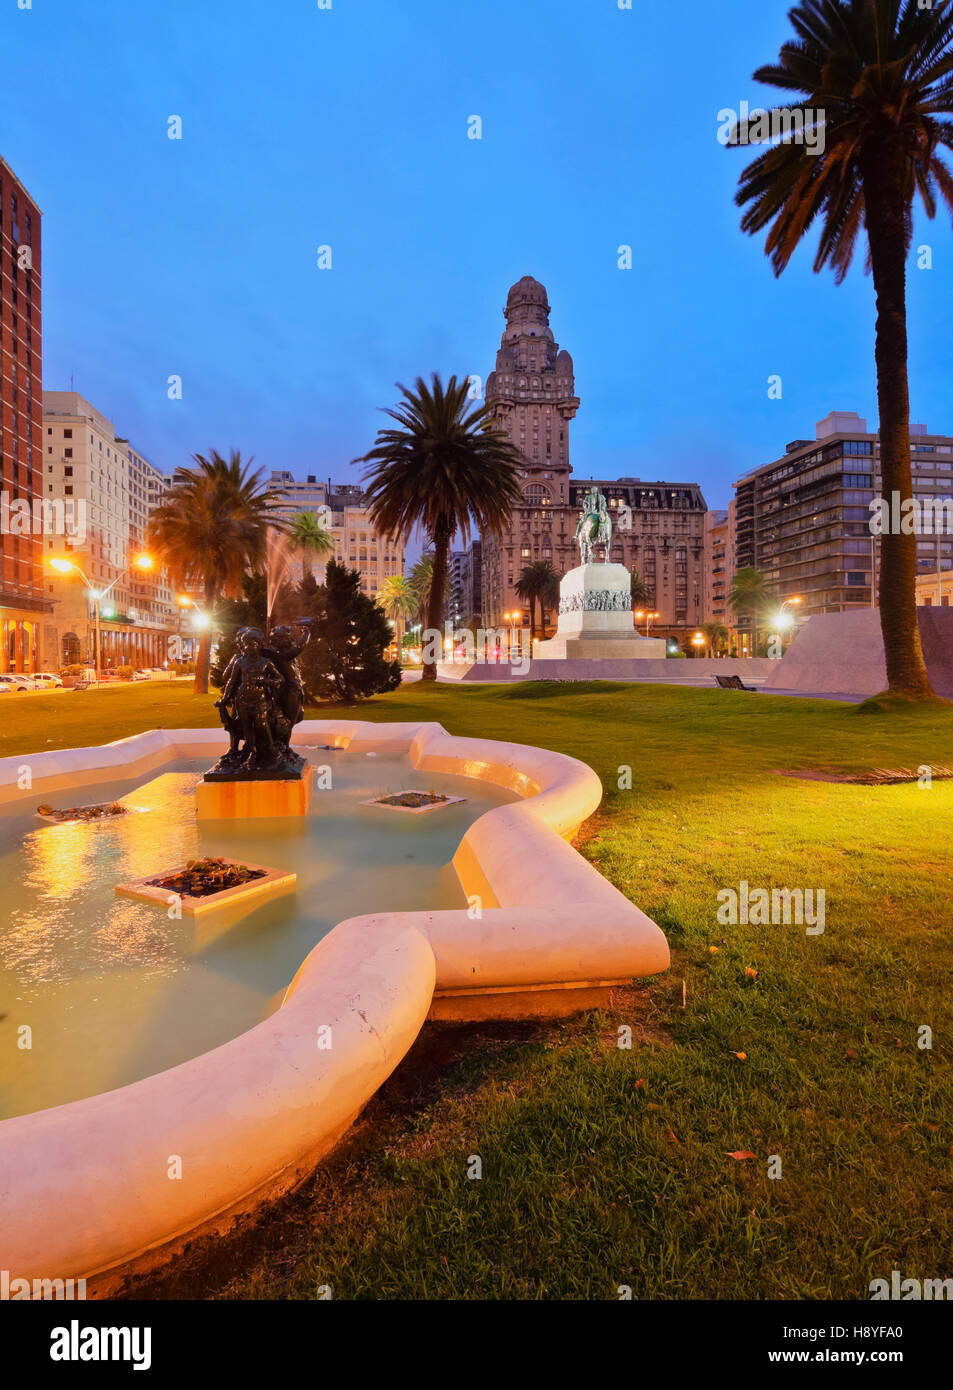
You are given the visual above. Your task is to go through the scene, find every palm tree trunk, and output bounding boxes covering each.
[424,525,450,683]
[529,595,537,646]
[862,142,935,699]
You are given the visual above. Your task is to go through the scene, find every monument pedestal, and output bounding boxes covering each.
[535,563,666,660]
[196,764,314,819]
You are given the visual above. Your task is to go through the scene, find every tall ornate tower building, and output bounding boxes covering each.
[481,277,579,623]
[477,275,708,641]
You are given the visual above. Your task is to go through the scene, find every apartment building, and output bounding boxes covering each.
[0,157,51,671]
[42,391,175,669]
[732,412,953,641]
[269,471,405,599]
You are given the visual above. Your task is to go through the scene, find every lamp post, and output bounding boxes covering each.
[772,596,804,650]
[692,632,705,658]
[49,553,153,683]
[634,609,660,637]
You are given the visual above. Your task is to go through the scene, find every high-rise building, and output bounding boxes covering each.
[480,277,707,638]
[703,509,730,625]
[269,471,405,599]
[459,540,482,624]
[732,411,953,640]
[0,157,51,672]
[42,391,175,669]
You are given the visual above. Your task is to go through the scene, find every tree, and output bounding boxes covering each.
[378,574,417,657]
[296,561,401,704]
[733,0,953,700]
[357,373,524,682]
[209,572,268,687]
[515,560,560,643]
[701,620,731,657]
[630,571,653,608]
[728,567,776,655]
[288,510,334,582]
[147,450,286,694]
[406,552,449,626]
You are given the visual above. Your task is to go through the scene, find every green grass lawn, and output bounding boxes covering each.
[5,680,953,1298]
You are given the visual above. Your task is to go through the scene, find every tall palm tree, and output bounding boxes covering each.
[515,560,560,643]
[378,573,417,657]
[357,374,524,681]
[728,567,776,655]
[289,510,334,582]
[147,450,286,694]
[734,0,953,700]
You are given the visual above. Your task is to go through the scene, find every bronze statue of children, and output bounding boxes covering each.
[217,628,284,771]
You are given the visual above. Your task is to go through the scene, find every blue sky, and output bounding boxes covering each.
[3,0,951,532]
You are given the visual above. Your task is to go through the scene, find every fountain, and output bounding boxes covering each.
[264,525,292,633]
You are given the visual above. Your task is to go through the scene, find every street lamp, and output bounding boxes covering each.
[692,632,705,657]
[49,553,153,682]
[634,609,660,637]
[773,596,804,644]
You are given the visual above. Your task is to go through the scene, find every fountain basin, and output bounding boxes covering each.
[0,720,669,1293]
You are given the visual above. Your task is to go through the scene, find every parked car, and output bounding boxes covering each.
[31,672,64,689]
[0,674,35,692]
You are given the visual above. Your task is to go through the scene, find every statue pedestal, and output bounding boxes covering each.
[535,563,667,660]
[196,764,314,820]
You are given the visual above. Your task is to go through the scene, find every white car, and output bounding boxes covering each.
[0,674,34,693]
[31,672,64,689]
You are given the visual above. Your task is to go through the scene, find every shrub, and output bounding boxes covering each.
[116,666,135,681]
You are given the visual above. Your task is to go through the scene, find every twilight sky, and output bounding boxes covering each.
[3,0,951,532]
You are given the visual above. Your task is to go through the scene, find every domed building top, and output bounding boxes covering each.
[556,348,574,373]
[506,275,549,308]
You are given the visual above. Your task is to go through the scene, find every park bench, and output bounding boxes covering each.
[714,674,758,692]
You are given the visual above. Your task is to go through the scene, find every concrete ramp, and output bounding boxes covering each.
[764,609,953,698]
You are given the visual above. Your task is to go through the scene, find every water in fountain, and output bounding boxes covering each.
[264,527,292,631]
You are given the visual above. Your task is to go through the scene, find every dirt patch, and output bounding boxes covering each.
[773,766,953,786]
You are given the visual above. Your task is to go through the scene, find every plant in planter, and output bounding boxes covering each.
[148,857,266,898]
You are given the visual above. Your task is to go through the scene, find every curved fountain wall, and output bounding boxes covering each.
[0,721,668,1292]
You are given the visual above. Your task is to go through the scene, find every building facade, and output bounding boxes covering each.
[703,508,730,625]
[42,391,175,669]
[1,157,51,672]
[732,411,953,642]
[480,277,707,640]
[269,471,406,600]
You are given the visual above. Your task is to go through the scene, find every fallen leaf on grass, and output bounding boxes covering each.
[733,1051,747,1061]
[744,967,759,979]
[727,1151,757,1161]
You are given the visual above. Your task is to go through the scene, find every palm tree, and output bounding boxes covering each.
[147,450,286,694]
[701,620,731,657]
[733,0,953,700]
[515,560,560,643]
[378,574,417,658]
[357,374,524,681]
[630,571,653,608]
[289,510,334,582]
[728,567,776,656]
[406,552,441,626]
